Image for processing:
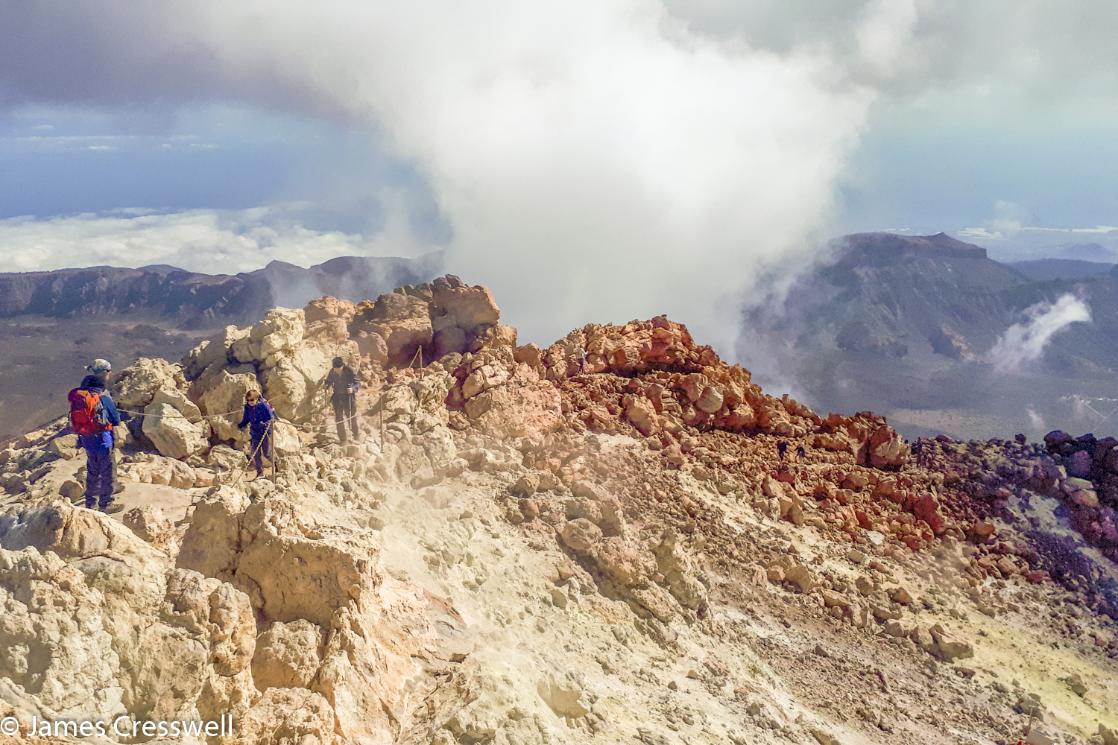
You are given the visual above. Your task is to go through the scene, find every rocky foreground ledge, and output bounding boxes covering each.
[0,276,1116,745]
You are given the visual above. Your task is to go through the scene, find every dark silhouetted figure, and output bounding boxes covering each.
[326,357,360,443]
[777,440,789,462]
[796,444,807,461]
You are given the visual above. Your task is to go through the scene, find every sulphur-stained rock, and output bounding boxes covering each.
[561,518,603,554]
[462,358,512,399]
[929,624,974,662]
[0,547,126,719]
[252,619,326,691]
[784,563,816,593]
[0,503,258,728]
[123,505,173,544]
[870,426,911,469]
[653,530,708,612]
[354,327,390,364]
[231,687,335,745]
[162,569,256,678]
[59,479,84,500]
[381,374,453,435]
[182,334,229,380]
[177,487,251,581]
[142,402,209,459]
[234,499,379,625]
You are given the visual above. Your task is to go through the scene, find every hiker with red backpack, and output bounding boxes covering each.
[68,359,128,513]
[237,389,275,481]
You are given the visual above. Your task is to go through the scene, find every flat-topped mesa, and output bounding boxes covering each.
[840,231,989,260]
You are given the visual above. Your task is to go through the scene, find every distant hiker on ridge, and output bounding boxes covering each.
[68,359,128,513]
[326,356,360,444]
[238,389,275,481]
[777,440,789,462]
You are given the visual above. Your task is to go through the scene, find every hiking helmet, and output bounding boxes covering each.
[333,356,344,368]
[87,359,112,374]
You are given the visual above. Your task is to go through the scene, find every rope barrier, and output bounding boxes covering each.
[116,406,244,420]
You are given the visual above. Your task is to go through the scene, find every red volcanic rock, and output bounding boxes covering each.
[910,494,946,535]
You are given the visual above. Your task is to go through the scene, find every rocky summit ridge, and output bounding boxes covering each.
[0,276,1116,745]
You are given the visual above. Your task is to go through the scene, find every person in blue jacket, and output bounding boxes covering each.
[238,389,275,480]
[70,359,128,512]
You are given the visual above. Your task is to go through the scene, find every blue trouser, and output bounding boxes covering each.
[80,433,115,509]
[249,428,272,475]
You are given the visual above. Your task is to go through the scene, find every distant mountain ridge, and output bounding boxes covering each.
[744,231,1118,439]
[1009,258,1115,282]
[0,252,442,327]
[0,252,443,439]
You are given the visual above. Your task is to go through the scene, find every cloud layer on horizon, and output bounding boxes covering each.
[0,204,426,275]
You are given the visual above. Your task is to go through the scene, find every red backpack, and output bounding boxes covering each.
[68,388,112,436]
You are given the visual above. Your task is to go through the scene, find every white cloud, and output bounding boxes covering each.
[0,202,426,275]
[0,1,914,348]
[988,293,1090,373]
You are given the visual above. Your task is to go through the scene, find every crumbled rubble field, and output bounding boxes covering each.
[1,275,1116,745]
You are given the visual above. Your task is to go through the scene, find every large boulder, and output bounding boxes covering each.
[304,296,356,325]
[263,359,316,422]
[111,358,185,413]
[430,275,500,333]
[142,402,209,459]
[196,368,259,442]
[352,292,433,366]
[253,308,306,361]
[149,388,203,423]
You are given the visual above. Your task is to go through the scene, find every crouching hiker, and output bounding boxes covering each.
[68,358,127,513]
[238,390,275,480]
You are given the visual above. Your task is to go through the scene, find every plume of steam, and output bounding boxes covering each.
[0,1,912,349]
[988,293,1090,373]
[1026,406,1045,433]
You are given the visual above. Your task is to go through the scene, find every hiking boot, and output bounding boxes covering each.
[101,502,124,515]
